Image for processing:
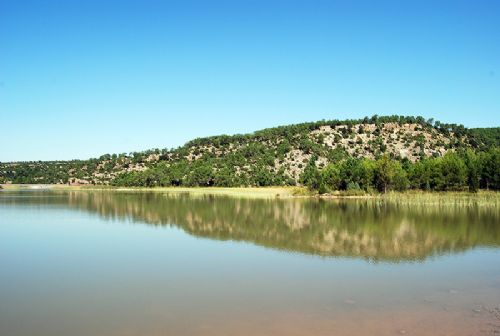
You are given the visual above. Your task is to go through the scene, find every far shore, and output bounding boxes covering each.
[1,184,499,205]
[0,184,297,198]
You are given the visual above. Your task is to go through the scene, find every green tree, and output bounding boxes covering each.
[409,158,435,190]
[321,163,341,192]
[300,156,321,190]
[463,149,480,192]
[440,152,467,191]
[338,157,366,190]
[214,166,235,187]
[374,155,407,193]
[359,159,376,191]
[252,164,274,186]
[187,163,215,186]
[480,148,500,190]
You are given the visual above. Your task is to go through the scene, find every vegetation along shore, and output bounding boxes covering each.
[1,115,498,194]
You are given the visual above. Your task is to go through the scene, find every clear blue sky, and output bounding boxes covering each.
[1,0,499,161]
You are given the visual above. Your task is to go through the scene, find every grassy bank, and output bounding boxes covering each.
[0,184,296,198]
[2,184,499,205]
[378,190,500,206]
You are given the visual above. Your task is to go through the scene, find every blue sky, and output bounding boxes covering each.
[1,0,499,161]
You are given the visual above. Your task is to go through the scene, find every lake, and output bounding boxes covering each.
[1,190,499,335]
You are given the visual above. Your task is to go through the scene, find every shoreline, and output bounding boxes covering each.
[1,184,499,204]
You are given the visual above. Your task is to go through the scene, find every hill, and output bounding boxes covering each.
[1,115,499,192]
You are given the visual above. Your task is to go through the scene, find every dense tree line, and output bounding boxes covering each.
[0,149,167,185]
[184,114,483,148]
[301,148,499,194]
[111,159,296,188]
[107,147,500,193]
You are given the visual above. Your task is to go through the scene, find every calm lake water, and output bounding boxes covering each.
[1,190,499,335]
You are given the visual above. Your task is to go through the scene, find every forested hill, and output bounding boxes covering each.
[1,115,499,192]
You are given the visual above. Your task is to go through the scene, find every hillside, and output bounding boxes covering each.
[1,115,499,191]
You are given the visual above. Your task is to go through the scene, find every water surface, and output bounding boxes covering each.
[1,190,499,335]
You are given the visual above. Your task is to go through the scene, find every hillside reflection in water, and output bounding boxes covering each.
[4,190,499,261]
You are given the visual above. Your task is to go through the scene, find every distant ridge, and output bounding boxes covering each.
[1,115,498,189]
